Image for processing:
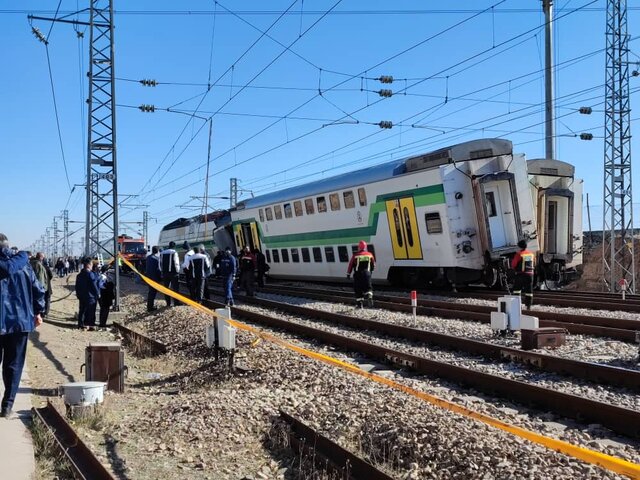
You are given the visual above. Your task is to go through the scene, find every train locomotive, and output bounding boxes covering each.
[159,138,582,289]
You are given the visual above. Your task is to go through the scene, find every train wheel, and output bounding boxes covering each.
[482,266,497,288]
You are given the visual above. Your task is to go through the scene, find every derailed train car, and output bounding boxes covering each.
[229,138,541,287]
[527,159,583,286]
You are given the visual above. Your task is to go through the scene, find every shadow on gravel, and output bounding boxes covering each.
[29,330,76,382]
[41,318,78,330]
[104,433,131,480]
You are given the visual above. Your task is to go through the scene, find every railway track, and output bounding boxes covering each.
[273,279,640,313]
[33,403,114,480]
[198,297,640,439]
[255,284,640,342]
[206,289,640,391]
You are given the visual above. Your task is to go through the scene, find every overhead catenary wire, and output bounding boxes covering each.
[138,0,601,203]
[136,0,512,202]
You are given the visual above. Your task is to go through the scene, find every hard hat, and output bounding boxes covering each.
[358,240,367,251]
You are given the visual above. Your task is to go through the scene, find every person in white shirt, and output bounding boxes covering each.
[188,245,211,303]
[181,241,195,299]
[160,241,180,307]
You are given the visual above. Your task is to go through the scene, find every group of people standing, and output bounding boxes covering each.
[54,256,79,277]
[75,258,115,330]
[144,242,269,310]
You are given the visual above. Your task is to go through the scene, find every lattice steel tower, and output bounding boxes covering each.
[602,0,634,293]
[84,0,121,307]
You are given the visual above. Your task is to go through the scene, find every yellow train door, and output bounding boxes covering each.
[385,197,423,260]
[238,222,261,251]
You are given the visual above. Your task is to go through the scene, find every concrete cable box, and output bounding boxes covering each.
[521,328,567,351]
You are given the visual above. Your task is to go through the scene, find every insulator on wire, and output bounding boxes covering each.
[578,107,592,114]
[140,79,158,87]
[378,89,393,98]
[378,75,394,84]
[378,120,393,129]
[138,104,155,113]
[31,27,48,45]
[579,132,593,140]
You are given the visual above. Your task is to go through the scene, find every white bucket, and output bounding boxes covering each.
[60,381,107,406]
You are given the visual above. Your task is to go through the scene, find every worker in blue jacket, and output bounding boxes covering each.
[145,246,162,311]
[0,233,45,418]
[75,257,101,330]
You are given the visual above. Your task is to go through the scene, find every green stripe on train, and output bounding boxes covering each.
[234,184,445,248]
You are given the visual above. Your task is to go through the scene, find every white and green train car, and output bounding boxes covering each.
[230,138,538,287]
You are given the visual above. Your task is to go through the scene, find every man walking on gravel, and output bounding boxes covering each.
[347,240,376,308]
[218,247,237,306]
[511,239,535,310]
[145,246,162,311]
[75,258,100,330]
[0,233,45,418]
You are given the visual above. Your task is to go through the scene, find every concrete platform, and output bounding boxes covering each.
[0,367,35,479]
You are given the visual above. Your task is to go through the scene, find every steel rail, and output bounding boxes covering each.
[258,285,640,342]
[112,321,167,355]
[32,403,115,480]
[214,292,640,391]
[201,299,640,439]
[280,410,394,480]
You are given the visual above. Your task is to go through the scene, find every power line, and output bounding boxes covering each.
[140,0,598,202]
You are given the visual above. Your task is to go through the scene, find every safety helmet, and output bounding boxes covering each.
[358,240,367,251]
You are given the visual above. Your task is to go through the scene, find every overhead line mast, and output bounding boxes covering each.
[603,0,634,293]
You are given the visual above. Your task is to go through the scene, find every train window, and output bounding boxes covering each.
[291,248,300,263]
[352,245,358,254]
[317,196,327,213]
[393,208,404,246]
[272,249,280,263]
[313,247,322,262]
[343,191,355,209]
[259,209,264,222]
[294,200,303,217]
[485,192,497,217]
[301,247,311,262]
[274,205,283,220]
[266,250,271,263]
[329,193,341,211]
[358,187,367,206]
[324,246,336,262]
[403,206,414,247]
[281,249,290,262]
[425,212,443,234]
[265,207,273,221]
[338,246,349,262]
[284,203,293,218]
[368,244,376,258]
[305,198,315,215]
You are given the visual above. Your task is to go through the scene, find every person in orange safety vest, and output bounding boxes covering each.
[511,239,535,310]
[347,240,376,308]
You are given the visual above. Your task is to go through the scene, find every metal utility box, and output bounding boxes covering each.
[84,342,125,392]
[521,328,567,351]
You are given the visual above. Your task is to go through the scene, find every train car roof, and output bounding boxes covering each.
[527,158,575,177]
[237,138,512,209]
[160,210,230,232]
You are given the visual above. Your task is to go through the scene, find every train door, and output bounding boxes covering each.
[385,197,423,260]
[239,222,261,251]
[546,200,558,253]
[484,186,507,248]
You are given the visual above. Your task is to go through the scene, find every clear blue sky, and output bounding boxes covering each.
[1,1,639,252]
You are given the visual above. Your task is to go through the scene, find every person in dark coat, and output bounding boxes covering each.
[187,245,211,303]
[98,265,115,329]
[238,246,256,296]
[145,246,162,311]
[218,247,237,306]
[0,234,45,418]
[75,258,100,330]
[254,248,268,288]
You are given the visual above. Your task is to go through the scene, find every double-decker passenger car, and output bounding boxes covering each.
[527,159,583,286]
[229,138,539,287]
